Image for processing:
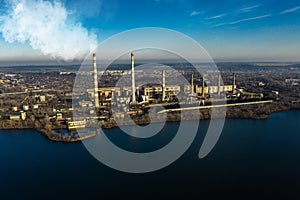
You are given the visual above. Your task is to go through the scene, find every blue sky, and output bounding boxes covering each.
[0,0,300,62]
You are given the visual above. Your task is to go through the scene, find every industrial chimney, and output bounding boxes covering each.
[202,75,205,98]
[93,53,100,108]
[232,73,236,94]
[191,73,194,96]
[218,74,221,97]
[162,70,166,101]
[131,53,136,103]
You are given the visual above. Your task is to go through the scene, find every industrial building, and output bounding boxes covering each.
[195,85,234,96]
[67,120,86,130]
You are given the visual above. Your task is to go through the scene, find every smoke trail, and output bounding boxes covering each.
[0,0,98,61]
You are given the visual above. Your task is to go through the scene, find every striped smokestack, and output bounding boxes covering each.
[218,74,221,97]
[131,52,136,103]
[162,70,166,101]
[202,75,205,98]
[191,73,194,96]
[93,53,99,108]
[232,73,236,94]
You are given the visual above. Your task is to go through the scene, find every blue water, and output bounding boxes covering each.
[1,111,300,199]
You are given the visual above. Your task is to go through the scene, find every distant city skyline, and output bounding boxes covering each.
[0,0,300,63]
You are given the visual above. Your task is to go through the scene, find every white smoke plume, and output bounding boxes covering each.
[0,0,98,61]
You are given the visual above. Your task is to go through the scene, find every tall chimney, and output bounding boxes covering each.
[218,74,221,97]
[232,73,236,94]
[93,53,100,108]
[202,75,205,98]
[131,52,136,103]
[191,73,194,96]
[162,70,166,101]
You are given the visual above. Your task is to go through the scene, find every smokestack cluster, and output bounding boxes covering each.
[93,53,100,108]
[131,53,136,103]
[162,70,166,101]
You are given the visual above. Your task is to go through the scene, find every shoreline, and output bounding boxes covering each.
[1,102,299,142]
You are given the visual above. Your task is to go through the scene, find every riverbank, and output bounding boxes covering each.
[1,101,300,142]
[38,128,97,143]
[101,101,300,129]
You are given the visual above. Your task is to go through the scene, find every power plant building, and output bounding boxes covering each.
[196,85,234,96]
[87,53,238,107]
[143,85,180,99]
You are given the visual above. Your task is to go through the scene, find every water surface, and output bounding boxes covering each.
[0,111,300,199]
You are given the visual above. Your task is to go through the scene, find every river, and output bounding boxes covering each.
[0,110,300,199]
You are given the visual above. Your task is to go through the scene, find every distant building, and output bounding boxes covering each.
[195,85,234,95]
[141,95,149,103]
[258,82,265,87]
[79,100,93,107]
[272,90,279,95]
[285,79,300,83]
[40,95,46,102]
[12,106,18,112]
[23,105,29,111]
[285,79,300,86]
[56,113,63,120]
[242,91,264,99]
[67,120,86,130]
[20,111,26,120]
[143,85,180,99]
[9,115,20,120]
